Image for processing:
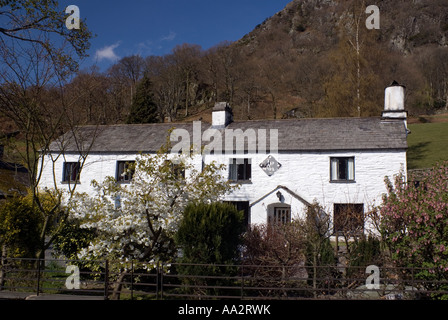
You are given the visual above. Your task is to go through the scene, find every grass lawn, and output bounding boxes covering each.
[407,120,448,169]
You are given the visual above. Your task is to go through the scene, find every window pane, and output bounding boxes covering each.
[331,158,338,181]
[347,158,355,180]
[63,164,69,181]
[72,163,79,181]
[229,160,237,181]
[173,163,185,178]
[270,207,291,226]
[245,159,251,180]
[64,162,80,182]
[117,162,125,181]
[338,158,347,180]
[115,194,121,209]
[117,161,135,182]
[229,158,251,181]
[237,161,245,180]
[331,157,355,181]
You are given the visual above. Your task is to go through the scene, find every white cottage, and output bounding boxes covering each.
[38,82,408,233]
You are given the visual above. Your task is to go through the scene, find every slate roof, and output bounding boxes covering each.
[48,117,408,153]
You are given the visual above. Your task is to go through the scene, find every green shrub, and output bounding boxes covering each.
[175,202,245,296]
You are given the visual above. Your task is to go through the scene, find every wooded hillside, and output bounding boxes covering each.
[2,0,448,132]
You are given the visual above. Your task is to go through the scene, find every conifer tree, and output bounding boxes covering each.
[175,202,245,296]
[126,74,159,124]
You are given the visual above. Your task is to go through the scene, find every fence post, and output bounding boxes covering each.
[104,260,109,300]
[158,261,163,300]
[36,259,41,296]
[411,266,415,294]
[130,260,134,301]
[327,264,331,298]
[240,264,244,299]
[0,246,6,291]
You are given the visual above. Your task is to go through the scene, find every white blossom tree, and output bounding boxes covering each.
[68,144,237,299]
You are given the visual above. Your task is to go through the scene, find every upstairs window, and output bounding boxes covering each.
[330,157,355,182]
[229,158,251,182]
[164,160,185,179]
[116,161,135,183]
[63,162,81,183]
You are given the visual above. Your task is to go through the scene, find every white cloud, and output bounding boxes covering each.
[136,40,154,56]
[95,42,120,62]
[161,31,176,42]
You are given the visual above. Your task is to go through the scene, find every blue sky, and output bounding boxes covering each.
[68,0,292,71]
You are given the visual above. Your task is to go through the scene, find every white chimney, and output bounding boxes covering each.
[382,81,409,133]
[212,102,233,128]
[383,81,406,117]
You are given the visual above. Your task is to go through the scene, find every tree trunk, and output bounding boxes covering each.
[270,92,277,120]
[111,270,128,300]
[445,88,448,111]
[185,72,190,117]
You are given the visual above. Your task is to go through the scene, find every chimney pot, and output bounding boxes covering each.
[382,81,409,134]
[384,81,406,112]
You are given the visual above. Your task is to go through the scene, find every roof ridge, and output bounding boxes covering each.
[75,116,383,129]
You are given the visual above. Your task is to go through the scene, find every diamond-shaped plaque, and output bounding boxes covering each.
[259,155,282,177]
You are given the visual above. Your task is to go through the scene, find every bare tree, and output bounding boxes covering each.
[0,1,95,260]
[415,47,448,111]
[321,0,384,118]
[203,46,222,103]
[146,54,185,122]
[172,44,202,117]
[108,55,145,106]
[64,67,112,124]
[217,44,241,107]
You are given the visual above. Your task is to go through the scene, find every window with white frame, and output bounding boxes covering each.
[229,158,251,182]
[330,157,355,182]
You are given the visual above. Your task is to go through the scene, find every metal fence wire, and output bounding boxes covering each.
[1,257,448,300]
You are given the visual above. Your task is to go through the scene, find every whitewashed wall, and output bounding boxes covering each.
[38,149,406,229]
[38,153,139,194]
[203,150,406,226]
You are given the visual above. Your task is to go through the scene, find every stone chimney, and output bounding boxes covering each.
[212,102,233,128]
[382,81,409,133]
